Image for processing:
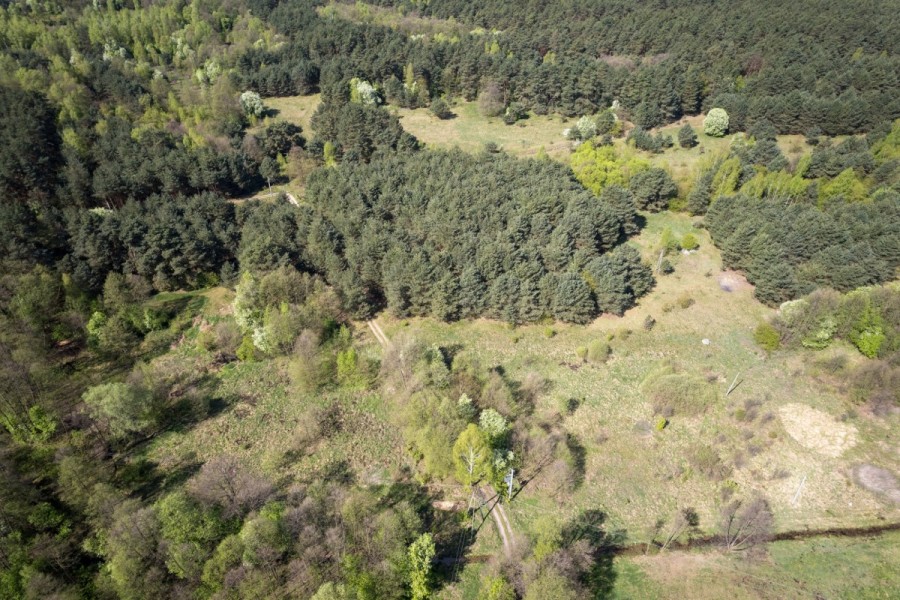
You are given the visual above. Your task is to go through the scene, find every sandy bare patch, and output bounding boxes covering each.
[778,403,857,458]
[717,270,752,292]
[851,464,900,504]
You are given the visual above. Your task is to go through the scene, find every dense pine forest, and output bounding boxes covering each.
[1,1,899,599]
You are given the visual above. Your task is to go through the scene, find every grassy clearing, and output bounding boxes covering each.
[261,94,816,202]
[378,211,900,544]
[616,531,900,599]
[393,100,572,159]
[264,93,320,133]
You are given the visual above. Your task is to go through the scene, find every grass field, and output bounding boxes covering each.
[613,531,900,599]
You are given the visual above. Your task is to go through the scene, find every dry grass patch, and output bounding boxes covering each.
[778,403,858,458]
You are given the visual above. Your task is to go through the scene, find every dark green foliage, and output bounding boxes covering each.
[678,124,698,148]
[260,122,304,158]
[582,245,654,315]
[707,195,899,305]
[629,168,678,212]
[296,150,647,322]
[628,127,673,153]
[552,273,596,324]
[0,86,62,206]
[61,194,239,292]
[430,97,453,119]
[310,101,420,162]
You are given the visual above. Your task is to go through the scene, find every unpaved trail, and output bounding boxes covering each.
[368,319,389,347]
[480,486,514,558]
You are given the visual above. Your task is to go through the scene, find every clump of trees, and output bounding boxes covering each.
[706,195,899,305]
[294,149,653,323]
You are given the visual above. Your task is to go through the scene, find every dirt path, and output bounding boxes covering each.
[367,319,389,347]
[480,486,514,558]
[246,191,299,206]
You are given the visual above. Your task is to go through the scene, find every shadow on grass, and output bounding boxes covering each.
[561,509,626,599]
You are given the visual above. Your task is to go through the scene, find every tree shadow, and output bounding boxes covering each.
[565,433,587,490]
[561,509,625,599]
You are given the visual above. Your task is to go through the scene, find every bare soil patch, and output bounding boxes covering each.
[851,464,900,504]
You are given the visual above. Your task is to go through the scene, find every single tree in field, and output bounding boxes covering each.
[720,496,774,552]
[430,97,452,119]
[703,108,729,137]
[240,91,265,118]
[82,382,155,440]
[678,123,698,148]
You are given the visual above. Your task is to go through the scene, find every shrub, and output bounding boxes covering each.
[236,334,258,361]
[642,363,719,416]
[503,102,526,125]
[753,322,781,353]
[430,97,452,119]
[689,446,731,480]
[677,294,695,309]
[678,123,698,148]
[586,341,610,364]
[575,346,588,361]
[703,108,729,137]
[681,233,699,250]
[654,417,668,431]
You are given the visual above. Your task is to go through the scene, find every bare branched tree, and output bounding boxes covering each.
[720,496,774,552]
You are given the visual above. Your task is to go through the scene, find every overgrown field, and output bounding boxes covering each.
[377,211,899,542]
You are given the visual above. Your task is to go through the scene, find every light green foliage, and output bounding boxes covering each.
[801,316,837,349]
[337,347,368,389]
[349,77,381,105]
[82,382,155,439]
[681,232,699,250]
[525,568,579,600]
[201,535,243,595]
[850,303,886,358]
[478,408,508,443]
[654,416,668,431]
[240,91,265,118]
[531,515,562,562]
[453,424,493,486]
[703,108,729,137]
[311,582,353,600]
[239,502,288,567]
[660,228,678,253]
[156,491,226,579]
[819,167,868,204]
[741,169,810,200]
[711,156,742,198]
[753,322,781,353]
[570,142,649,196]
[872,118,900,161]
[482,576,517,600]
[408,532,435,600]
